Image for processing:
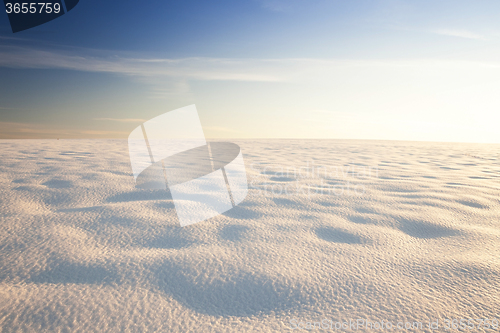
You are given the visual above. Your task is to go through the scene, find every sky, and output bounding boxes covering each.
[1,0,500,142]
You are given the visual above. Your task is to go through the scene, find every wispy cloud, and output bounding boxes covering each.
[431,29,487,40]
[203,126,242,138]
[0,121,66,139]
[3,40,500,85]
[77,130,130,137]
[204,126,239,133]
[387,24,490,41]
[0,44,284,82]
[93,118,147,123]
[0,42,291,100]
[0,121,128,139]
[3,43,500,84]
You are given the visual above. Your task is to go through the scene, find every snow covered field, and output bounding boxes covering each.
[0,139,499,332]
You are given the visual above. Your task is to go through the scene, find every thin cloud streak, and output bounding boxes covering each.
[0,45,283,82]
[204,126,239,133]
[431,29,488,40]
[387,25,490,41]
[93,118,147,123]
[0,121,128,139]
[1,44,500,83]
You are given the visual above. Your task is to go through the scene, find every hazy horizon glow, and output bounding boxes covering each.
[1,0,500,143]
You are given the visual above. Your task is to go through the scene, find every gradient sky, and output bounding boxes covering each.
[1,0,500,142]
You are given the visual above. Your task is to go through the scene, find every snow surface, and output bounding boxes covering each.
[0,139,499,332]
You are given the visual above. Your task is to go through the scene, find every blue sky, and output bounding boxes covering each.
[1,0,500,142]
